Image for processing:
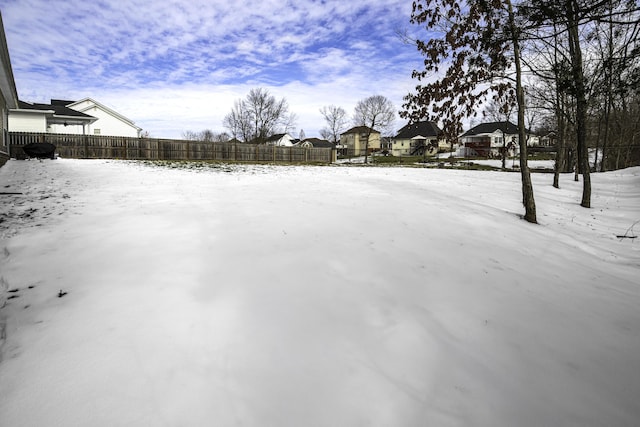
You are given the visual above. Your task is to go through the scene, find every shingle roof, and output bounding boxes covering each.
[299,138,335,148]
[461,121,518,136]
[50,99,75,106]
[18,100,95,118]
[342,126,380,135]
[265,133,287,142]
[394,121,442,139]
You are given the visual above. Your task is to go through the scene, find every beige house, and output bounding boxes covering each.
[339,126,380,156]
[0,12,18,166]
[391,121,447,156]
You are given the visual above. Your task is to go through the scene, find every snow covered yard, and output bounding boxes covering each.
[0,158,639,426]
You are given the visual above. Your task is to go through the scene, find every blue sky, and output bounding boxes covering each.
[2,0,425,138]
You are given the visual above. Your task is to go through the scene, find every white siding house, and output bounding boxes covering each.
[265,133,297,146]
[10,98,142,137]
[7,108,47,132]
[460,121,519,157]
[52,98,142,137]
[10,100,97,134]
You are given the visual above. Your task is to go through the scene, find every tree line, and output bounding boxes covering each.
[401,0,640,223]
[184,88,396,161]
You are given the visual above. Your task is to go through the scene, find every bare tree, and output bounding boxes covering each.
[223,100,253,142]
[223,88,295,143]
[182,130,198,141]
[484,92,517,170]
[352,95,395,164]
[520,0,640,207]
[401,0,537,223]
[182,129,231,142]
[319,105,348,144]
[214,132,231,143]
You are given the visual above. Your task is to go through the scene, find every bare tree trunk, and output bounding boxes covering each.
[567,0,591,207]
[594,116,603,172]
[553,28,564,188]
[553,109,566,188]
[363,131,370,164]
[508,0,536,223]
[601,4,614,172]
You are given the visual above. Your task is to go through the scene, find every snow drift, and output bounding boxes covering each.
[1,159,639,426]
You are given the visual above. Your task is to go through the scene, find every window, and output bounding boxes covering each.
[94,129,101,135]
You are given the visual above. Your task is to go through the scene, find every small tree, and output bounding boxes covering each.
[182,130,230,142]
[319,105,348,144]
[484,92,517,170]
[401,0,537,223]
[223,101,253,142]
[352,95,395,164]
[518,0,640,206]
[223,88,295,143]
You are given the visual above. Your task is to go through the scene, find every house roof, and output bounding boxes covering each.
[66,98,142,130]
[14,100,97,126]
[298,138,335,148]
[461,121,519,136]
[51,99,76,106]
[341,126,380,135]
[394,121,442,139]
[264,133,290,142]
[17,100,95,119]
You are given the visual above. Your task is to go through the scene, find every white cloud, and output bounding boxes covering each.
[3,0,421,138]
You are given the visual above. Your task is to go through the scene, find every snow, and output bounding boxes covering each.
[1,158,639,426]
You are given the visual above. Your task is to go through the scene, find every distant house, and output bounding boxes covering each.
[0,12,19,165]
[265,133,297,146]
[54,98,142,137]
[294,138,335,149]
[10,100,97,134]
[460,121,525,157]
[9,98,142,137]
[380,136,393,152]
[538,131,556,147]
[391,121,447,156]
[339,126,380,156]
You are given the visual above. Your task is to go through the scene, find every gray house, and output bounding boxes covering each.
[0,12,19,166]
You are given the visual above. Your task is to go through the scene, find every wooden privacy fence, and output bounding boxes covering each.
[8,132,336,164]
